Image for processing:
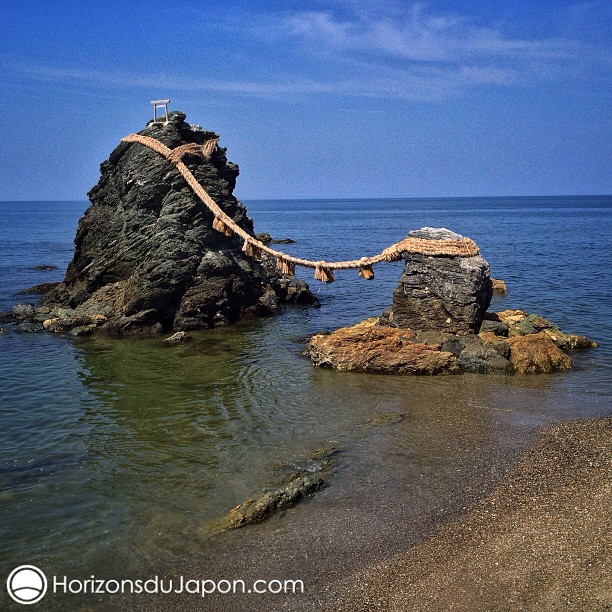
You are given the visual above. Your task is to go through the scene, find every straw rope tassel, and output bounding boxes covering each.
[212,217,234,236]
[358,260,375,280]
[242,240,262,259]
[276,257,296,276]
[314,263,335,283]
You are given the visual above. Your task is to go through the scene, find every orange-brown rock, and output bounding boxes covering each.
[306,319,460,375]
[491,278,508,294]
[507,332,573,374]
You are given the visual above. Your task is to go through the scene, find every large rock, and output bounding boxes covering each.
[306,319,461,375]
[381,228,492,335]
[39,112,316,334]
[507,332,573,374]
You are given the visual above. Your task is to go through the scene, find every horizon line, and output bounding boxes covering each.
[0,194,611,204]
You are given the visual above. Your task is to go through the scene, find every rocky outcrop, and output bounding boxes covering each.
[305,229,595,377]
[306,319,461,375]
[489,310,597,350]
[306,311,596,376]
[4,112,317,335]
[381,228,492,335]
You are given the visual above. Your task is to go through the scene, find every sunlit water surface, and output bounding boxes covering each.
[0,197,610,608]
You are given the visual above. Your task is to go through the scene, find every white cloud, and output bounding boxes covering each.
[4,2,609,103]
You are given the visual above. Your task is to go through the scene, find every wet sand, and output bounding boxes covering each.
[336,417,612,611]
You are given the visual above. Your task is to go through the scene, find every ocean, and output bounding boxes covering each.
[0,196,610,609]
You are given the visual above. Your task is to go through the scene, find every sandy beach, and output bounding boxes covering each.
[335,417,612,611]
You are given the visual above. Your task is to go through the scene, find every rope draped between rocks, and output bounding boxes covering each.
[121,133,480,283]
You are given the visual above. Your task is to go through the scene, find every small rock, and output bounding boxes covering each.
[255,233,273,244]
[164,331,193,345]
[68,325,96,337]
[12,304,35,319]
[255,232,296,245]
[491,278,508,294]
[480,319,509,336]
[513,314,562,337]
[223,472,325,529]
[16,321,44,333]
[30,265,58,271]
[458,337,511,374]
[258,289,279,313]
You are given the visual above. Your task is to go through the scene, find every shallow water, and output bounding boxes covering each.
[0,197,610,608]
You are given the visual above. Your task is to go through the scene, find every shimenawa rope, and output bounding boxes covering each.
[121,133,479,283]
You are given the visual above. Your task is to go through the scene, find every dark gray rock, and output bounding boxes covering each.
[30,265,58,271]
[37,112,316,334]
[258,289,280,314]
[381,228,492,335]
[458,337,511,374]
[480,319,509,336]
[16,321,44,333]
[255,232,296,245]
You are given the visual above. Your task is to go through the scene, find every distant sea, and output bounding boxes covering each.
[0,197,611,609]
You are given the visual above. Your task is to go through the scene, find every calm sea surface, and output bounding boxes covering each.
[0,197,610,608]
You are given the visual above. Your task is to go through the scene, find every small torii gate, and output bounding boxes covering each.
[150,99,170,124]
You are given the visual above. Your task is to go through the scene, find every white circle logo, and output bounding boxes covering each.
[6,565,47,605]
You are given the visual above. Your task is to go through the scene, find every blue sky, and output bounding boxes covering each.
[0,0,610,200]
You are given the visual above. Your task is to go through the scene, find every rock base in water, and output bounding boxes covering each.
[1,112,319,335]
[222,472,325,530]
[306,311,597,375]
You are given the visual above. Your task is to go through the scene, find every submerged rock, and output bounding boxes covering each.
[223,472,325,529]
[30,264,58,271]
[163,331,192,345]
[381,228,492,335]
[2,112,316,335]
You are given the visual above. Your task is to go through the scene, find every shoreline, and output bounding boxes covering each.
[334,416,612,611]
